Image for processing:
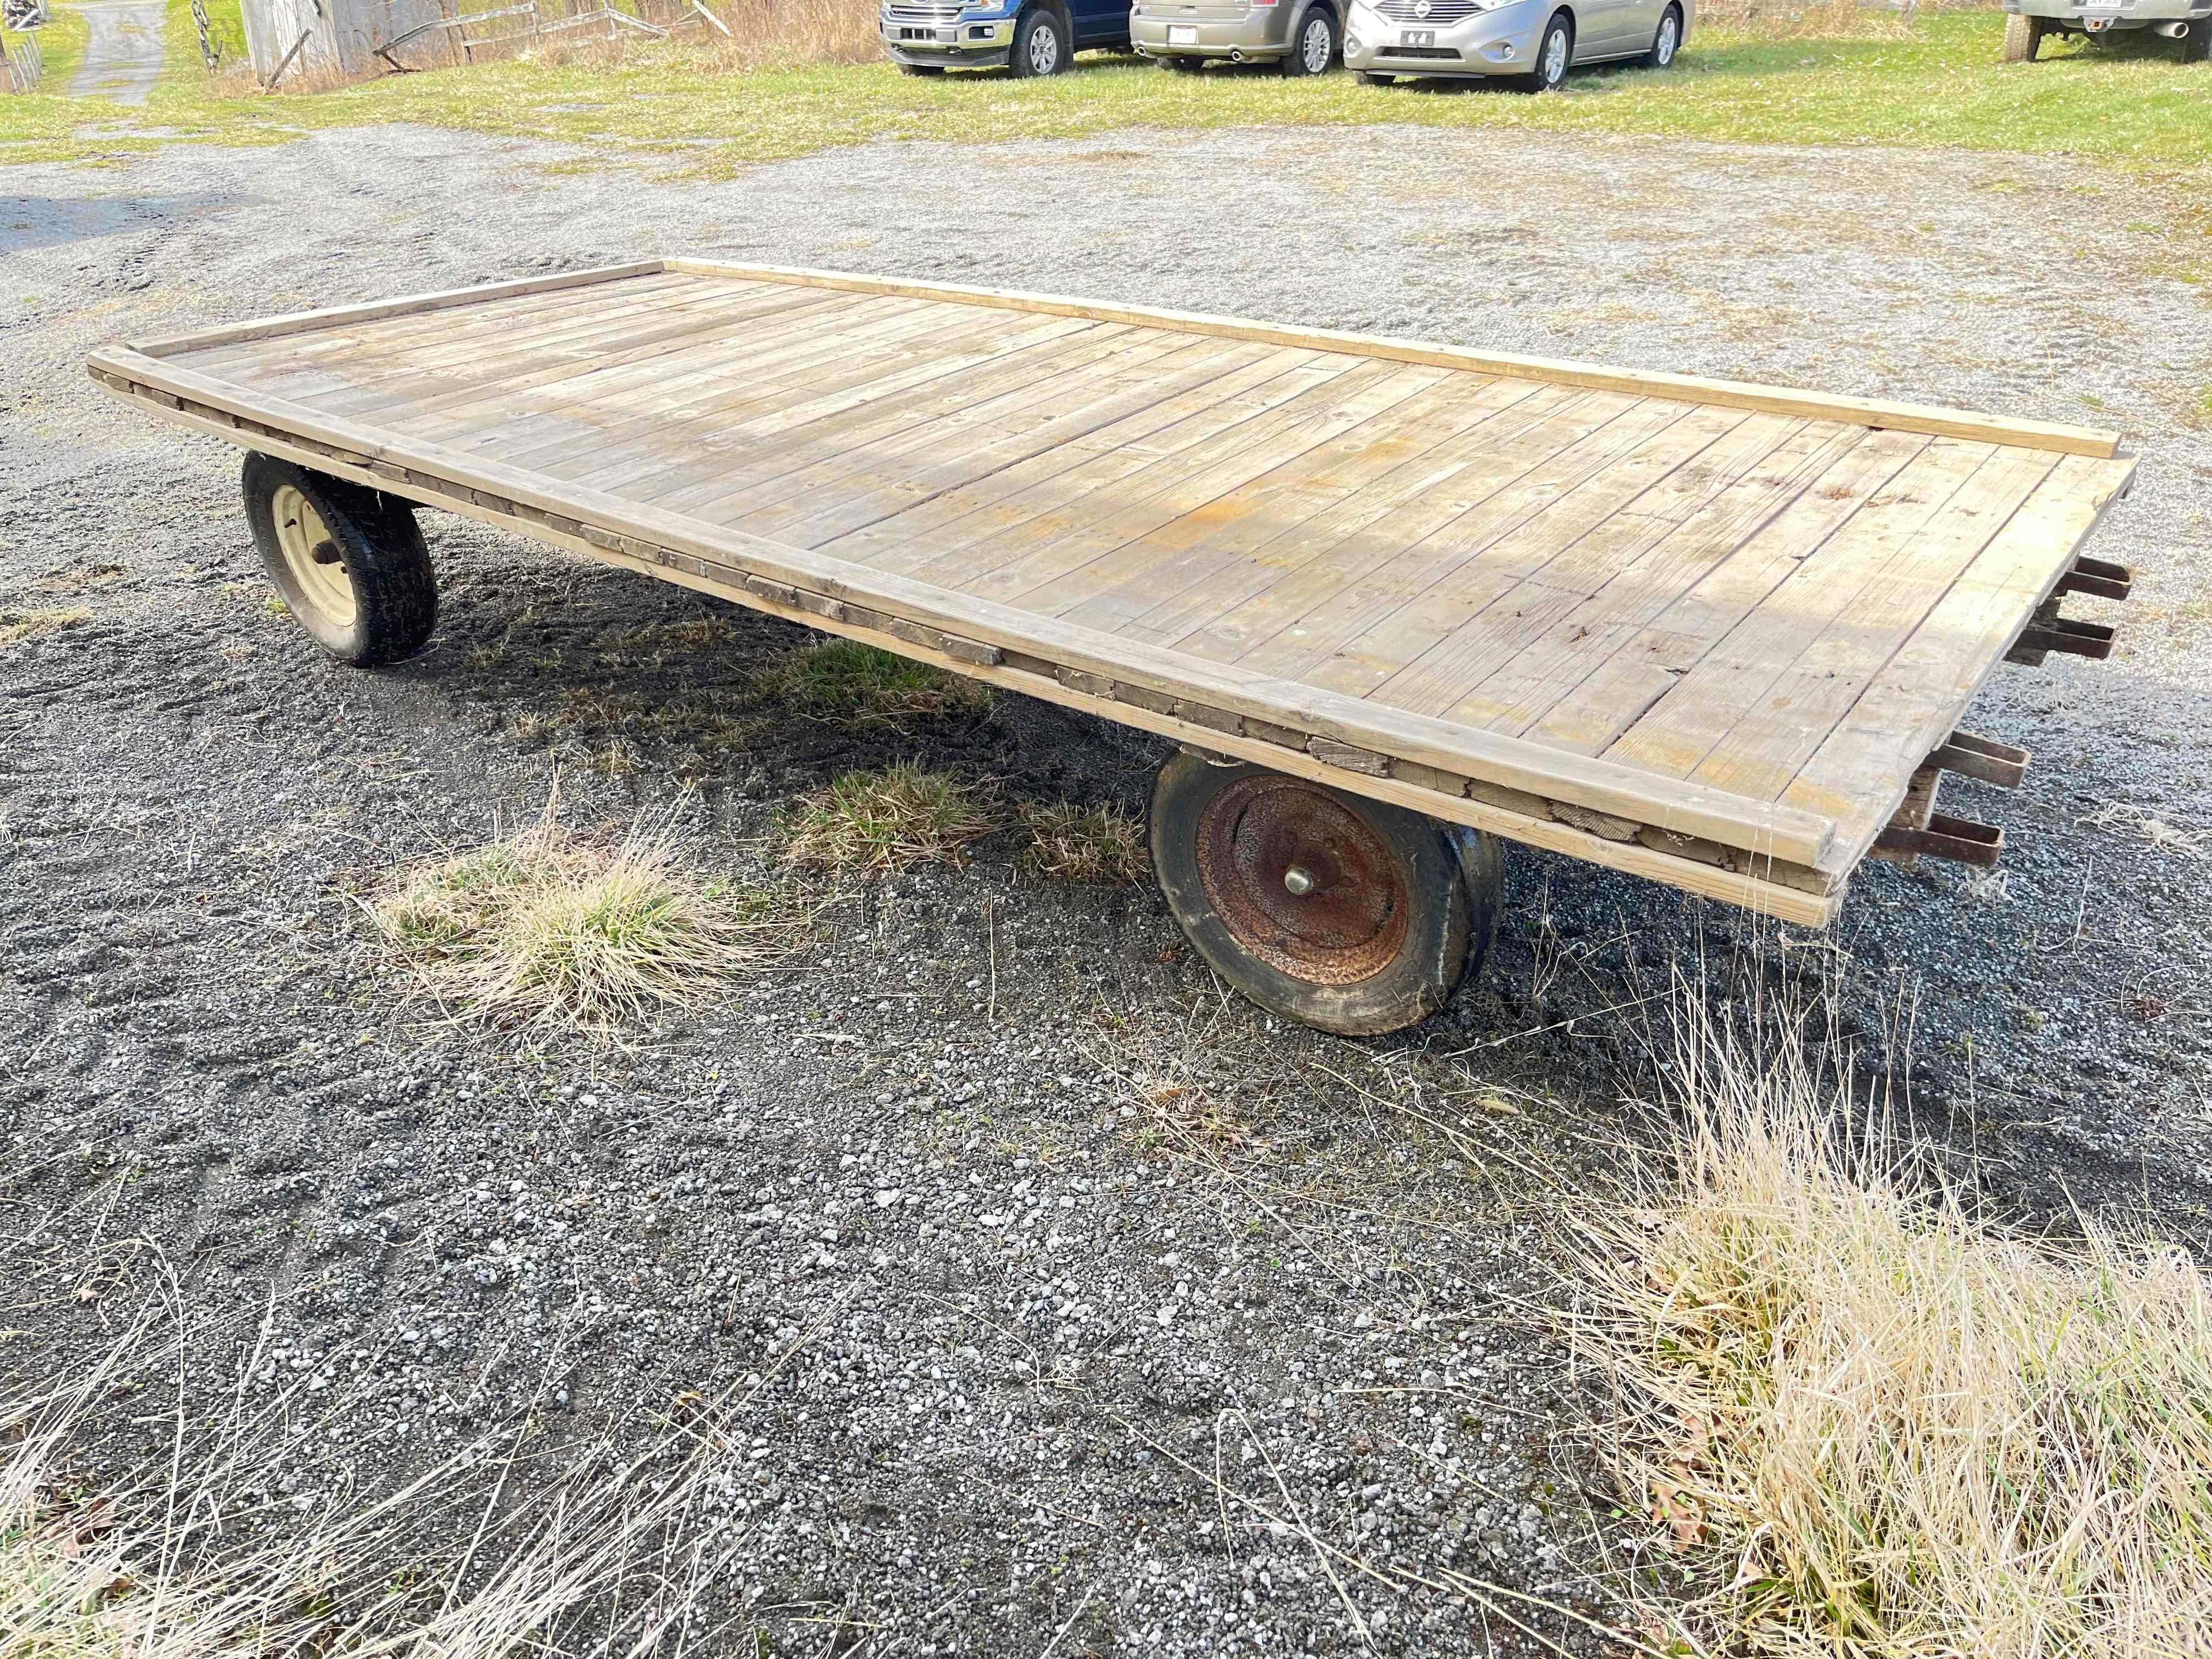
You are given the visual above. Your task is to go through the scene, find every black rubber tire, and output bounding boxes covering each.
[2002,12,2044,60]
[2181,18,2212,61]
[1357,69,1396,84]
[1009,6,1069,75]
[242,453,436,668]
[1645,1,1681,66]
[1521,10,1571,90]
[1280,5,1337,75]
[1149,753,1502,1035]
[898,62,947,75]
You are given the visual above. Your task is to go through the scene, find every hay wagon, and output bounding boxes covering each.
[90,263,2137,1032]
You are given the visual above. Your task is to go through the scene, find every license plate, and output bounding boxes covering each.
[2079,0,2123,9]
[1399,28,1435,44]
[1168,23,1198,43]
[937,25,956,39]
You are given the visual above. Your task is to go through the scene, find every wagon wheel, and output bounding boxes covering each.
[1149,752,1502,1036]
[243,453,438,668]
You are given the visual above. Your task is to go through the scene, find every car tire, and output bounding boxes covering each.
[897,62,947,75]
[2002,12,2044,60]
[1645,1,1681,66]
[242,453,436,668]
[1521,9,1571,90]
[1357,69,1395,84]
[1149,753,1502,1036]
[2181,17,2212,60]
[1281,5,1338,75]
[1009,5,1069,75]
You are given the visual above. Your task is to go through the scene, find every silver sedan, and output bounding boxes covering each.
[1343,0,1687,89]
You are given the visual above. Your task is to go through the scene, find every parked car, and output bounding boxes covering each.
[2001,0,2212,61]
[881,0,1130,74]
[1130,0,1343,75]
[1342,0,1685,89]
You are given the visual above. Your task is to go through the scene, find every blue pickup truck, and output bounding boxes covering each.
[880,0,1131,74]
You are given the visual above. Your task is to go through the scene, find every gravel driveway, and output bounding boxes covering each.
[4,120,2210,1656]
[63,0,168,103]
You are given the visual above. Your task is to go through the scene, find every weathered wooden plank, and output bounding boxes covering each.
[1783,451,2137,858]
[1342,404,1771,716]
[314,280,855,423]
[1681,444,2059,802]
[1234,396,1689,687]
[1444,421,1870,738]
[176,271,701,383]
[248,286,854,434]
[951,361,1453,610]
[131,260,668,357]
[824,347,1347,580]
[698,332,1262,539]
[1602,439,2016,786]
[1152,384,1619,665]
[1057,373,1557,641]
[662,260,2123,458]
[1104,377,1564,650]
[1523,428,1936,758]
[449,298,1055,484]
[1037,370,1531,635]
[414,292,962,460]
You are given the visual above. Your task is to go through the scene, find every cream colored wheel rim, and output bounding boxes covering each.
[271,484,357,630]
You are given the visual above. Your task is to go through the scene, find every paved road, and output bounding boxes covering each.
[67,0,166,103]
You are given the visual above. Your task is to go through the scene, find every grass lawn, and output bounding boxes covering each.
[1,8,2207,177]
[10,0,89,90]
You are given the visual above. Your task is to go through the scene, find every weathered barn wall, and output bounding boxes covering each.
[240,0,464,80]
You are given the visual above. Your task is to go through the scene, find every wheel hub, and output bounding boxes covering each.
[271,483,357,628]
[1194,774,1410,985]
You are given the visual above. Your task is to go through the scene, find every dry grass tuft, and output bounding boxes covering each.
[1569,995,2212,1658]
[373,808,782,1030]
[1019,801,1150,885]
[755,638,993,728]
[510,0,880,73]
[781,762,998,874]
[2078,799,2206,858]
[696,0,881,65]
[0,606,90,649]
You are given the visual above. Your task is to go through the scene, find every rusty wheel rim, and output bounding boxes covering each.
[1193,774,1410,986]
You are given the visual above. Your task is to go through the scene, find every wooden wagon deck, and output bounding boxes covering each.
[88,262,2138,925]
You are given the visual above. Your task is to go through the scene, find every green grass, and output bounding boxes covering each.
[14,0,89,89]
[781,762,999,874]
[3,12,2207,175]
[754,638,995,727]
[163,0,249,73]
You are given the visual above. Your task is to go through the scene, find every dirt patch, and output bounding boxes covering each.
[3,121,2210,1656]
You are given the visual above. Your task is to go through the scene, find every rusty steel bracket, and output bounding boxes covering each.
[1869,754,2012,871]
[1873,813,2005,869]
[1927,729,2030,790]
[2006,594,2119,666]
[2055,554,2134,603]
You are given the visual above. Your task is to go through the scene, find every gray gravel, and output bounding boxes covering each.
[4,120,2210,1655]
